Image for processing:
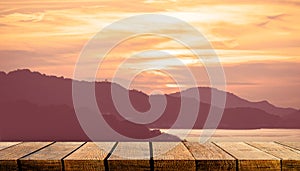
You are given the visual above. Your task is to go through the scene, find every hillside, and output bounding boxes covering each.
[0,69,299,141]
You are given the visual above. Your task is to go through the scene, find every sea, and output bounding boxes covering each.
[160,129,300,142]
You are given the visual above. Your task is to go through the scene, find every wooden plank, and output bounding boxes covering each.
[0,142,20,151]
[215,142,280,171]
[20,142,84,171]
[248,142,300,171]
[184,142,235,171]
[64,142,115,171]
[108,142,150,171]
[0,142,52,171]
[278,142,300,151]
[152,142,196,171]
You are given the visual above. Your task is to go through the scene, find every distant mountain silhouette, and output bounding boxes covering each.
[0,69,299,141]
[170,87,297,117]
[280,110,300,128]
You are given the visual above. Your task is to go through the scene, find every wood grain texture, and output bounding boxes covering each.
[215,142,280,171]
[248,142,300,171]
[278,142,300,151]
[20,142,84,171]
[0,142,52,171]
[184,142,235,171]
[108,142,150,171]
[64,142,116,171]
[0,142,20,151]
[152,142,196,171]
[0,141,299,170]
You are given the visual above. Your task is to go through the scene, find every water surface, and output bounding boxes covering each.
[161,129,300,142]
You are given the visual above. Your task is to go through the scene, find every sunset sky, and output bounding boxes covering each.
[0,0,299,108]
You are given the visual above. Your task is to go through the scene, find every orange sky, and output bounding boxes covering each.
[0,0,300,108]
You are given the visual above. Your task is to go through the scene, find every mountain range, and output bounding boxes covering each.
[0,69,299,141]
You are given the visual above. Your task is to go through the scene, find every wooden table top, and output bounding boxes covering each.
[0,141,299,171]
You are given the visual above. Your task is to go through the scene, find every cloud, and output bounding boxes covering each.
[0,23,8,27]
[267,13,287,20]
